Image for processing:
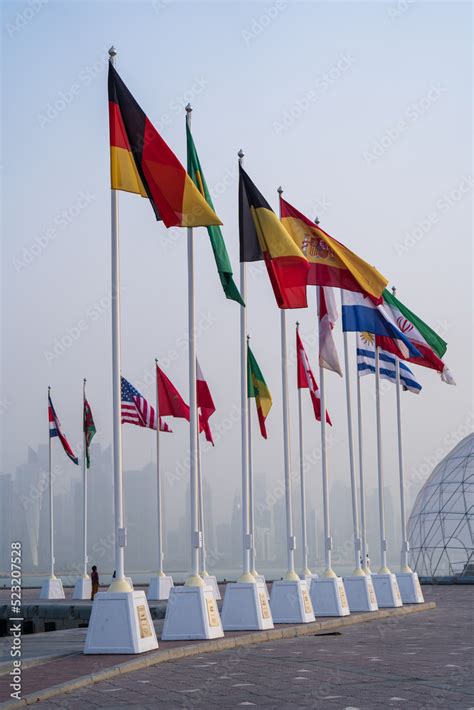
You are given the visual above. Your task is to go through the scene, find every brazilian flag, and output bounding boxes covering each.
[186,124,244,306]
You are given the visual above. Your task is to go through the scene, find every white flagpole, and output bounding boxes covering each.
[197,425,208,575]
[108,47,129,592]
[82,379,89,579]
[48,386,55,579]
[280,308,298,579]
[375,345,390,573]
[356,358,370,574]
[317,288,335,577]
[392,288,411,572]
[277,187,298,581]
[341,317,363,575]
[296,323,311,576]
[238,150,253,582]
[184,103,202,587]
[247,335,257,575]
[155,360,164,577]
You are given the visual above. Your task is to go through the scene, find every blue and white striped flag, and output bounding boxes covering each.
[357,333,421,394]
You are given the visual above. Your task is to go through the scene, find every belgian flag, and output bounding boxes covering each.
[108,64,222,229]
[239,165,309,309]
[248,344,272,439]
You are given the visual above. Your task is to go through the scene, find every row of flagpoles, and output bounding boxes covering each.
[41,47,456,647]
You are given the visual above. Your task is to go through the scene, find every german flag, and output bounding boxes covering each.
[108,63,222,228]
[239,165,309,309]
[247,344,272,439]
[280,197,387,302]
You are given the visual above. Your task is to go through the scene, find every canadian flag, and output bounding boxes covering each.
[296,330,331,425]
[318,286,342,377]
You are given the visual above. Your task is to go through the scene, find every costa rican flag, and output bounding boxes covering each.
[121,377,171,432]
[48,393,78,465]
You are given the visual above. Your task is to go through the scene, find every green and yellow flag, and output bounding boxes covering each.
[186,124,244,306]
[248,344,272,438]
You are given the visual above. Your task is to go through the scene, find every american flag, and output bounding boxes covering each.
[121,377,170,432]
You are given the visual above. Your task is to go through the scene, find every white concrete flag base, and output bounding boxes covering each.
[254,574,270,600]
[343,575,379,612]
[72,577,92,600]
[84,591,158,654]
[40,577,65,600]
[303,573,319,591]
[202,574,221,601]
[310,577,351,617]
[221,582,274,631]
[372,573,403,608]
[270,579,315,624]
[147,575,174,601]
[396,571,424,604]
[162,585,224,640]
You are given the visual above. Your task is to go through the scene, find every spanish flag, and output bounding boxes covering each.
[248,344,272,439]
[108,64,222,228]
[239,166,309,309]
[280,197,387,302]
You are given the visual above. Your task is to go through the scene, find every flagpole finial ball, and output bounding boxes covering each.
[185,103,192,113]
[108,46,117,58]
[314,216,320,225]
[277,186,283,195]
[238,149,244,159]
[392,285,397,296]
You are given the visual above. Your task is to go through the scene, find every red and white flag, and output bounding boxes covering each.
[296,330,332,425]
[196,359,216,445]
[318,286,342,377]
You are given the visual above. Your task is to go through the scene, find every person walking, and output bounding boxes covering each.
[91,565,100,600]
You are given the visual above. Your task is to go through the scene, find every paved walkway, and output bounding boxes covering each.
[1,586,472,708]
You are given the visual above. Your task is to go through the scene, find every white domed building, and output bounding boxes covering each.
[408,433,474,581]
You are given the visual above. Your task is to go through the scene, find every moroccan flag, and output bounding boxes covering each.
[247,344,272,438]
[83,398,96,469]
[381,290,455,384]
[296,330,332,424]
[157,366,190,420]
[280,197,387,302]
[239,166,309,309]
[186,124,244,306]
[319,286,342,376]
[48,392,78,465]
[108,63,222,228]
[196,359,215,445]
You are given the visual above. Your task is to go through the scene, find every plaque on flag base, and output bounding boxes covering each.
[396,571,424,604]
[147,574,174,601]
[343,574,378,612]
[72,576,92,600]
[221,581,274,631]
[40,577,65,600]
[310,576,350,617]
[162,584,224,640]
[202,573,221,600]
[84,590,158,654]
[372,572,403,608]
[253,573,270,600]
[270,579,315,624]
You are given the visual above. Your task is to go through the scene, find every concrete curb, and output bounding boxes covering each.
[0,601,436,709]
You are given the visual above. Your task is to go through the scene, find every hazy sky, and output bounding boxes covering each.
[1,1,472,564]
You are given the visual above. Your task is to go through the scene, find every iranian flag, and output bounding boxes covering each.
[381,289,455,385]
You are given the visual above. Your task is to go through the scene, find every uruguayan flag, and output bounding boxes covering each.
[357,333,421,394]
